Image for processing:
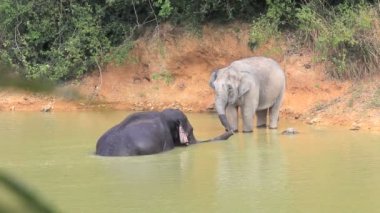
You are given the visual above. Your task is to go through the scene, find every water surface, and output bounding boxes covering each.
[0,112,379,212]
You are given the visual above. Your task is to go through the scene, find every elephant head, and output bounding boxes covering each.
[162,109,197,145]
[209,68,251,131]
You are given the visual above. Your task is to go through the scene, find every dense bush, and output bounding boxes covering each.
[1,0,379,81]
[296,1,380,79]
[250,0,380,79]
[0,0,265,81]
[0,1,110,80]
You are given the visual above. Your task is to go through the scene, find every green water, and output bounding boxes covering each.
[0,112,379,213]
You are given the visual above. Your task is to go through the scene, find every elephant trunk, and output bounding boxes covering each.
[215,97,233,132]
[189,133,197,145]
[198,131,233,143]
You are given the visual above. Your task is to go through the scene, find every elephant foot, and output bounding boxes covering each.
[225,129,238,133]
[257,124,267,128]
[242,130,253,133]
[269,126,278,129]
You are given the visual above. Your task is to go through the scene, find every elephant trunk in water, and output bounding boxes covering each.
[199,131,233,143]
[182,127,232,145]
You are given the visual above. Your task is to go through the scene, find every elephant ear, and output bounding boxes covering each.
[238,76,250,98]
[209,70,219,89]
[178,124,189,145]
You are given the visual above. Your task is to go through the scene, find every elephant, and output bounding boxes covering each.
[209,57,285,133]
[96,108,233,156]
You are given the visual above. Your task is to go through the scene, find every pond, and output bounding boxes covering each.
[0,111,379,212]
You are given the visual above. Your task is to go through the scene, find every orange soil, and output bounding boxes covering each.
[1,23,379,131]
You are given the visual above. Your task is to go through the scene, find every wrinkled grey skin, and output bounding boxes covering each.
[96,109,232,156]
[209,57,285,132]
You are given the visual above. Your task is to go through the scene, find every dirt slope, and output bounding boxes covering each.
[1,23,379,131]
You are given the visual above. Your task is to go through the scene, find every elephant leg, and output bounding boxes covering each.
[269,90,284,129]
[241,103,255,133]
[256,109,268,128]
[226,104,239,132]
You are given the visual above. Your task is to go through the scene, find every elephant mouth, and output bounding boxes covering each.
[179,125,189,145]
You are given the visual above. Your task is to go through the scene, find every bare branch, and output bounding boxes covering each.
[147,0,160,36]
[95,58,103,91]
[132,0,140,26]
[89,57,103,101]
[14,21,26,65]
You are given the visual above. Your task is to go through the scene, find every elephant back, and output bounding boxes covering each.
[231,57,284,76]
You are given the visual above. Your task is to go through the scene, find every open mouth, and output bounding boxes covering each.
[179,125,189,145]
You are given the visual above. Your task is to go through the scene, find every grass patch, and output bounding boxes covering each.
[137,92,146,98]
[347,98,354,108]
[313,101,327,111]
[151,69,174,85]
[370,86,380,108]
[347,85,363,107]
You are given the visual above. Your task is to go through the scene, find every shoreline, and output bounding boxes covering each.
[1,95,379,132]
[1,24,379,132]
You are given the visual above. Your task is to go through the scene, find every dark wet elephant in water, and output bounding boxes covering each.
[96,108,233,156]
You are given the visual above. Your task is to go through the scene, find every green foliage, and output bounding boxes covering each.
[151,69,174,85]
[250,0,380,79]
[296,1,380,79]
[155,0,173,19]
[1,0,379,81]
[105,40,134,65]
[0,0,265,81]
[249,0,295,47]
[169,0,264,24]
[249,17,279,49]
[265,0,295,25]
[0,0,110,81]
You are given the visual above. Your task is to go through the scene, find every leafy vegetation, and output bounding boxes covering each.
[0,0,265,81]
[1,0,379,81]
[250,0,380,79]
[296,1,380,79]
[0,0,109,80]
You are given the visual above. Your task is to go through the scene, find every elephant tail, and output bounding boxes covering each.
[199,131,233,143]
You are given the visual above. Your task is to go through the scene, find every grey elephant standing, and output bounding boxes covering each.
[209,57,285,133]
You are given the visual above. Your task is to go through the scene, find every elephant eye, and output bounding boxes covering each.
[227,85,233,93]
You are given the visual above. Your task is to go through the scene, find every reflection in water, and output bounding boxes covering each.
[213,130,289,212]
[0,112,379,212]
